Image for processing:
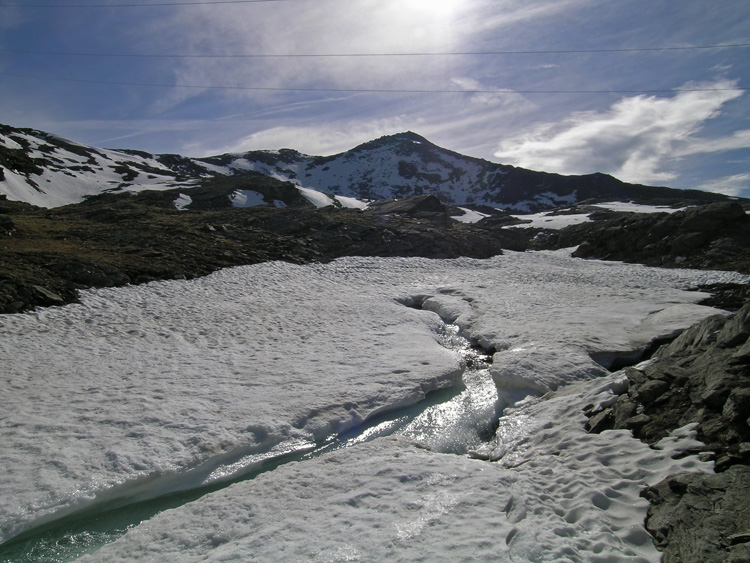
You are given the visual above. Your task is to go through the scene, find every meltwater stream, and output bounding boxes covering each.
[0,325,497,563]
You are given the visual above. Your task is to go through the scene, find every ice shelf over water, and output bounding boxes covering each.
[1,250,747,561]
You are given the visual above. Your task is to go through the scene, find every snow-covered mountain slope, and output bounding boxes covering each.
[202,131,731,212]
[0,124,731,211]
[0,124,358,210]
[0,125,208,208]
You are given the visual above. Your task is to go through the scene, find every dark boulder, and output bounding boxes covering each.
[675,201,747,232]
[643,466,750,563]
[0,213,14,233]
[586,303,750,561]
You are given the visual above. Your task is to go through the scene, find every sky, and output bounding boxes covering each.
[1,0,749,198]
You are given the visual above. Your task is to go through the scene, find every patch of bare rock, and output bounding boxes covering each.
[586,303,750,561]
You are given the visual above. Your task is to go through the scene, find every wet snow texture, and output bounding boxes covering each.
[1,251,747,560]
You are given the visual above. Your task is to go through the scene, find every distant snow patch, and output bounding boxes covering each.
[506,200,691,229]
[510,211,592,229]
[173,194,192,211]
[0,169,51,207]
[195,162,231,176]
[299,186,334,208]
[0,136,22,150]
[596,201,688,214]
[335,195,368,210]
[452,208,490,224]
[230,190,267,207]
[229,159,254,172]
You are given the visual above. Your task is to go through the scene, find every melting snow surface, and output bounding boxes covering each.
[1,250,747,561]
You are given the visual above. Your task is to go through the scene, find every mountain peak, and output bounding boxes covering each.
[387,131,430,144]
[349,131,433,154]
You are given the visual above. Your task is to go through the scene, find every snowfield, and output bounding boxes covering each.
[1,250,747,561]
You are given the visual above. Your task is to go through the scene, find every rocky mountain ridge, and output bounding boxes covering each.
[0,124,732,212]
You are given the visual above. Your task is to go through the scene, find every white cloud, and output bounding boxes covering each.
[141,0,584,116]
[179,81,536,159]
[450,77,536,109]
[154,0,474,101]
[469,0,590,33]
[676,129,750,156]
[200,118,413,156]
[696,173,750,198]
[493,81,745,184]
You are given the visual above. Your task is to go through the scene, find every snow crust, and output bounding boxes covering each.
[173,193,192,210]
[83,378,711,563]
[1,251,747,559]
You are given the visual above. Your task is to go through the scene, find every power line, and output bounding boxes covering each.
[2,71,746,94]
[0,0,295,7]
[2,44,749,59]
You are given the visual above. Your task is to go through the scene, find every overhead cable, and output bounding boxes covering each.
[1,0,295,7]
[1,71,746,94]
[2,44,750,59]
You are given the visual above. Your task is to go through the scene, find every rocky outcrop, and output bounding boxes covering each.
[528,202,750,274]
[642,466,750,562]
[586,304,750,561]
[588,304,750,466]
[0,213,14,234]
[366,194,450,221]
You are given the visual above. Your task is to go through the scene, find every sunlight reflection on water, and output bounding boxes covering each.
[335,324,498,454]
